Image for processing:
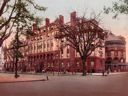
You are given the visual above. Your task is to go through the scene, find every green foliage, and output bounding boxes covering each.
[13,49,23,58]
[36,17,43,25]
[4,0,46,65]
[22,27,37,36]
[0,0,46,46]
[10,39,23,58]
[104,0,128,18]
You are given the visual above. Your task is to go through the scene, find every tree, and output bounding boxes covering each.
[2,0,45,78]
[104,0,128,18]
[55,16,106,76]
[10,35,24,78]
[0,0,46,47]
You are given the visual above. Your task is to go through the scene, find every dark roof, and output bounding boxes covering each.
[105,40,126,45]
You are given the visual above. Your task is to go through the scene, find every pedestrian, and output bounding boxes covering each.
[102,67,107,76]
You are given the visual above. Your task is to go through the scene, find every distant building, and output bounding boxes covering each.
[105,32,127,72]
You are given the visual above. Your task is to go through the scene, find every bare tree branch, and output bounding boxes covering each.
[55,14,107,76]
[0,0,9,16]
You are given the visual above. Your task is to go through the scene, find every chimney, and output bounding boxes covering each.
[70,11,76,26]
[45,18,50,27]
[32,23,37,32]
[32,18,38,32]
[59,15,64,24]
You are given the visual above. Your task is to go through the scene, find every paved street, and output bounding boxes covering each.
[0,72,128,96]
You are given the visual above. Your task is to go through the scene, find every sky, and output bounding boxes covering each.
[34,0,128,36]
[35,0,128,61]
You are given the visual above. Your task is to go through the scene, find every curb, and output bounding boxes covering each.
[90,72,128,76]
[0,79,47,84]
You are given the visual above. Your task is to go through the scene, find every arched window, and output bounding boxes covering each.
[113,57,119,64]
[120,58,125,63]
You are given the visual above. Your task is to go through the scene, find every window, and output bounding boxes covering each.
[37,43,42,49]
[43,29,46,32]
[77,62,79,67]
[107,52,111,57]
[114,51,118,57]
[61,48,63,54]
[111,51,114,57]
[43,43,46,49]
[67,63,70,67]
[121,52,125,57]
[61,62,64,67]
[51,41,53,47]
[50,27,53,30]
[67,48,69,54]
[120,58,124,63]
[40,55,42,59]
[47,42,49,48]
[90,60,94,67]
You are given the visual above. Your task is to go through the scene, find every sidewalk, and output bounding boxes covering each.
[0,73,47,83]
[42,71,128,76]
[0,71,127,83]
[89,72,128,76]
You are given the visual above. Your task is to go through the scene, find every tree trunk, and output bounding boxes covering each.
[14,57,19,78]
[14,28,20,78]
[0,42,2,47]
[82,59,87,76]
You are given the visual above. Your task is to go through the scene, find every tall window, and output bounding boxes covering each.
[43,42,46,49]
[107,52,111,57]
[47,42,49,48]
[114,51,118,57]
[90,60,94,68]
[67,48,69,54]
[61,48,63,54]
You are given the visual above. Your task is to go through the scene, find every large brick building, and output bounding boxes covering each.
[3,12,127,73]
